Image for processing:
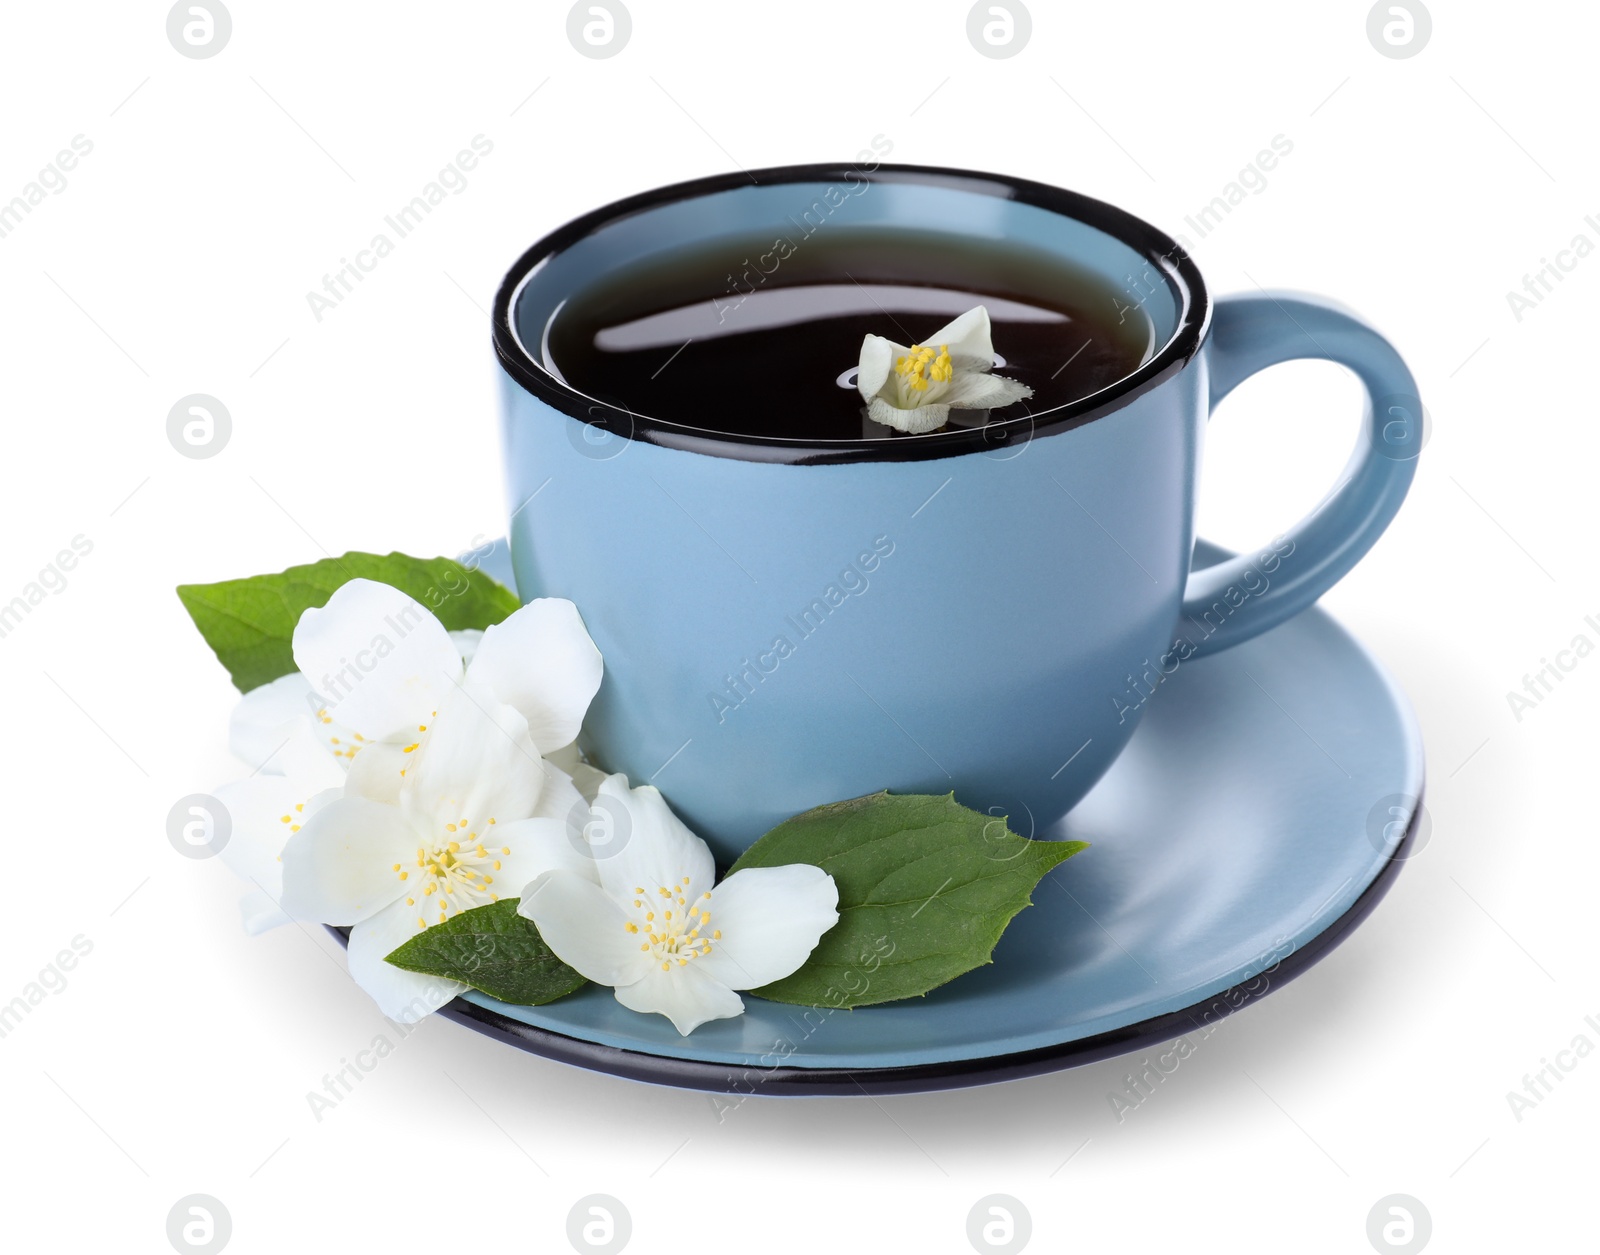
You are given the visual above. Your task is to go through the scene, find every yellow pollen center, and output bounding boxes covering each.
[622,881,717,968]
[402,824,508,927]
[893,343,952,394]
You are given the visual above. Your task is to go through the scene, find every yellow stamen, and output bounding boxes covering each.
[894,341,951,394]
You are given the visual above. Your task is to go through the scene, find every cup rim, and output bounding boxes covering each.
[492,162,1210,465]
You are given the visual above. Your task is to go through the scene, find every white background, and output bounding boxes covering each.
[1,2,1592,1251]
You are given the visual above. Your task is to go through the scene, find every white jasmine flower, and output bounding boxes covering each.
[289,579,601,785]
[519,775,838,1036]
[216,637,475,935]
[544,740,609,803]
[856,304,1032,434]
[213,772,339,935]
[279,685,598,1022]
[226,628,484,778]
[212,579,604,939]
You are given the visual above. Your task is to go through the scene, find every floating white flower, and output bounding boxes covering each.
[856,304,1033,434]
[519,775,839,1035]
[212,579,606,939]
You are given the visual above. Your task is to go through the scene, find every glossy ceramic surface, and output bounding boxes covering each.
[406,540,1423,1095]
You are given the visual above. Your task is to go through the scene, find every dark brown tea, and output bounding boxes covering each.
[541,228,1154,440]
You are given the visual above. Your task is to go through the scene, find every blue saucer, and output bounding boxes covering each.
[411,539,1424,1094]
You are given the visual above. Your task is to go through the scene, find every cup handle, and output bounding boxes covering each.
[1179,291,1421,657]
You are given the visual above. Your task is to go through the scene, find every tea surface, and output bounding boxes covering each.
[541,229,1154,440]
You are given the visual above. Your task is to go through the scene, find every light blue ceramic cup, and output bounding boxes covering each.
[493,164,1420,863]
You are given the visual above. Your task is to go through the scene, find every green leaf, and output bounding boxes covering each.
[176,551,521,692]
[729,792,1087,1009]
[383,900,587,1006]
